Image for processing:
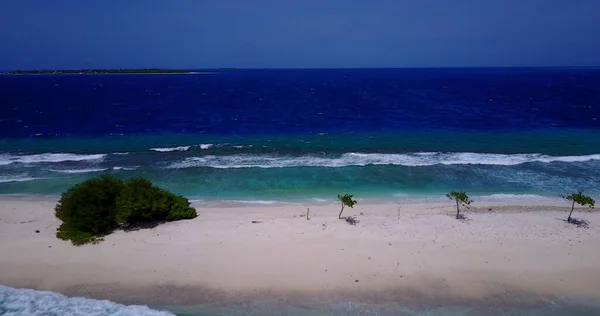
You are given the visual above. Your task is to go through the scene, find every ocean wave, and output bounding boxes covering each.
[113,166,139,171]
[48,168,108,174]
[0,175,42,183]
[150,144,214,152]
[0,285,174,316]
[166,152,600,169]
[0,153,106,165]
[150,146,191,152]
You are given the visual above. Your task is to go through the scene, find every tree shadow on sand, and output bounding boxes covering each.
[121,220,167,232]
[564,218,589,229]
[344,216,360,226]
[454,213,471,223]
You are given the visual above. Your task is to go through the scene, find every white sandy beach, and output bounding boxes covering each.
[1,196,599,305]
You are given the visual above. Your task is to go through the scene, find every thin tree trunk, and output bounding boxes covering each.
[456,199,460,219]
[568,200,575,222]
[339,203,345,219]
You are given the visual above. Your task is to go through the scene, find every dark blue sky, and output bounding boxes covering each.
[1,0,599,69]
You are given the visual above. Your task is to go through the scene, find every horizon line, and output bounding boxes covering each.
[3,66,600,72]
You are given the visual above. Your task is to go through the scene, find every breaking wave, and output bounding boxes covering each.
[166,152,600,169]
[0,153,106,165]
[47,168,108,174]
[112,166,139,171]
[150,144,214,152]
[0,285,174,316]
[0,175,43,183]
[150,146,190,152]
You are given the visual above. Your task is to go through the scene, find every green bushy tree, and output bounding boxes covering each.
[446,191,473,219]
[337,194,357,219]
[55,175,124,245]
[561,191,595,222]
[115,178,170,224]
[166,194,197,220]
[55,175,197,245]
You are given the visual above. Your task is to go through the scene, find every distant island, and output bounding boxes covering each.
[2,68,195,75]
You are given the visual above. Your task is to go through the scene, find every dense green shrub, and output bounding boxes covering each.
[115,178,197,223]
[55,175,124,244]
[115,178,170,224]
[55,175,197,245]
[166,195,197,220]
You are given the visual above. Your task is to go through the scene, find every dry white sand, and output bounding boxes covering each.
[1,196,599,305]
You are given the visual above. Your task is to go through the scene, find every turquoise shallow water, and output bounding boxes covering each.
[1,131,599,202]
[2,69,599,201]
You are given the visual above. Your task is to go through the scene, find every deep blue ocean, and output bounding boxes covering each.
[2,68,600,315]
[1,68,599,204]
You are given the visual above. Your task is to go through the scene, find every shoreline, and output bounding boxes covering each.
[0,193,568,208]
[1,196,599,307]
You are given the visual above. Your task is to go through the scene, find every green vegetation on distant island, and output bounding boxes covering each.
[55,175,197,245]
[4,68,191,75]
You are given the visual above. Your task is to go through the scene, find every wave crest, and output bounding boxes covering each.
[0,174,43,183]
[47,168,108,174]
[113,166,139,171]
[0,153,106,165]
[166,152,600,169]
[150,146,191,152]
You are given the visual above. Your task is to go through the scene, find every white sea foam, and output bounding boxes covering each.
[222,199,279,205]
[0,175,42,183]
[188,199,288,207]
[0,285,174,316]
[48,168,108,174]
[113,166,139,171]
[0,153,106,165]
[199,143,213,149]
[389,194,563,204]
[112,152,130,155]
[166,152,600,169]
[476,194,563,203]
[150,146,191,152]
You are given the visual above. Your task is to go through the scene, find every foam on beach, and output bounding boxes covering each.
[476,193,564,203]
[0,285,174,316]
